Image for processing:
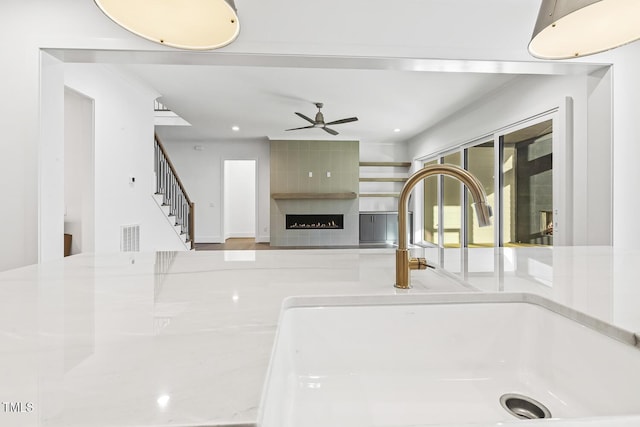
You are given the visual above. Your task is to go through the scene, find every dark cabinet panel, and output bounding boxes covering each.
[360,212,413,243]
[359,214,387,242]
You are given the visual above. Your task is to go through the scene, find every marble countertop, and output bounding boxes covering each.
[1,246,639,426]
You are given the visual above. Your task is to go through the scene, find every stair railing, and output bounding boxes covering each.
[154,134,195,249]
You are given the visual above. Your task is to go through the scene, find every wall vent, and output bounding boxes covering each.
[120,224,140,252]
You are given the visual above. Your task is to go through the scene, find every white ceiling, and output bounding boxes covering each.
[128,64,517,144]
[111,0,605,145]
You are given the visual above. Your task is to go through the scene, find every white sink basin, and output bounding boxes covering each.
[259,293,640,427]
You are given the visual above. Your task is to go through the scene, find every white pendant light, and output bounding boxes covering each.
[529,0,640,59]
[94,0,240,50]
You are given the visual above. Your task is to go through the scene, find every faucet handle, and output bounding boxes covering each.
[409,257,428,271]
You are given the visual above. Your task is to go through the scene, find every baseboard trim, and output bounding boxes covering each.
[226,233,256,239]
[196,236,224,244]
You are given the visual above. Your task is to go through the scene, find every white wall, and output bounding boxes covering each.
[162,139,270,243]
[586,67,613,246]
[64,64,188,252]
[609,42,640,248]
[39,52,65,262]
[224,160,256,239]
[64,87,95,255]
[407,73,612,247]
[0,0,160,271]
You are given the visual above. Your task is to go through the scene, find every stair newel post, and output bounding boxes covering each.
[189,202,195,249]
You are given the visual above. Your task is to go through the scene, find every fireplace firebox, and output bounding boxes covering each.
[286,214,344,230]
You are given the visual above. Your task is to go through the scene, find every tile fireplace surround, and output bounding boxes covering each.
[270,140,359,246]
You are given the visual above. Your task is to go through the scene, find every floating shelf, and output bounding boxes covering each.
[359,177,408,182]
[359,162,411,167]
[359,193,400,198]
[271,192,357,200]
[359,162,410,202]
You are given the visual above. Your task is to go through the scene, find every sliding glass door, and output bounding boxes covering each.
[442,152,462,248]
[420,117,554,249]
[465,142,495,247]
[423,159,439,245]
[500,119,553,246]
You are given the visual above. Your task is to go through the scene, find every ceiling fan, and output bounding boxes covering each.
[285,102,358,136]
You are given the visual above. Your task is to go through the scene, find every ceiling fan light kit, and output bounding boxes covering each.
[94,0,240,50]
[285,103,358,136]
[529,0,640,59]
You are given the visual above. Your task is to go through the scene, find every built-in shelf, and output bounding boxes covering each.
[359,161,410,202]
[359,161,411,167]
[271,192,358,200]
[359,177,408,183]
[359,193,401,198]
[359,161,410,204]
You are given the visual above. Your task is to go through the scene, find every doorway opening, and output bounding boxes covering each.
[223,160,257,242]
[64,87,95,256]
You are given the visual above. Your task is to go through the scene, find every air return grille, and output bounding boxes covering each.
[120,224,140,252]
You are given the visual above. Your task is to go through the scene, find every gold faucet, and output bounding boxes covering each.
[395,164,492,289]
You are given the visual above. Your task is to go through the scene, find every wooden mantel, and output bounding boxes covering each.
[271,192,357,200]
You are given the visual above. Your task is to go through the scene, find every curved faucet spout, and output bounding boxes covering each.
[395,164,492,289]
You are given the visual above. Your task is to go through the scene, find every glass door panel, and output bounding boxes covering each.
[423,159,439,245]
[500,119,553,247]
[442,152,461,248]
[466,142,495,247]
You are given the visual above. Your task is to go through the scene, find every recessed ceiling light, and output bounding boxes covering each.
[394,128,401,133]
[94,0,240,50]
[231,126,240,132]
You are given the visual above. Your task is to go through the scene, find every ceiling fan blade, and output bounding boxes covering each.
[295,112,316,124]
[323,127,339,136]
[326,117,358,126]
[285,125,315,131]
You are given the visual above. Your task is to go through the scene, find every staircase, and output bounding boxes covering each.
[154,134,195,249]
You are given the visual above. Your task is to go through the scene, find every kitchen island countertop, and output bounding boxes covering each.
[1,246,639,426]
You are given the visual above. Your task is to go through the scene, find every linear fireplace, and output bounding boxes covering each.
[286,214,344,230]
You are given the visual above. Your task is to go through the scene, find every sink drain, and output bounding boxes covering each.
[500,393,552,420]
